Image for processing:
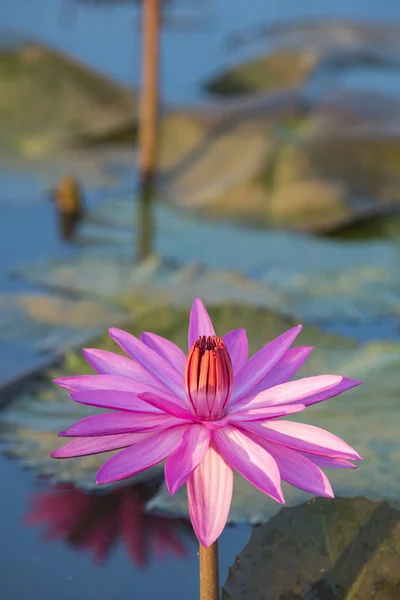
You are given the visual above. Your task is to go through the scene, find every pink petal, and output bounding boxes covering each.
[248,434,334,497]
[188,298,215,349]
[223,329,248,374]
[229,403,305,423]
[249,347,314,395]
[187,443,233,548]
[109,328,186,401]
[242,420,362,460]
[70,390,165,413]
[301,453,357,469]
[292,377,362,407]
[213,426,284,503]
[140,332,186,374]
[54,374,160,393]
[59,412,185,437]
[51,432,153,458]
[138,392,196,421]
[231,375,343,414]
[165,424,211,494]
[230,325,303,403]
[96,426,187,484]
[83,348,164,390]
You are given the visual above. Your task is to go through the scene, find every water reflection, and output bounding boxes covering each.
[137,179,155,260]
[26,481,194,566]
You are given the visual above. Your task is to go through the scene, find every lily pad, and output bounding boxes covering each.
[148,336,400,523]
[0,40,136,158]
[222,497,400,600]
[0,294,129,353]
[205,50,317,96]
[0,375,163,490]
[11,194,400,323]
[159,109,273,208]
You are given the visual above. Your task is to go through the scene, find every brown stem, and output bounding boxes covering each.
[199,541,220,600]
[139,0,160,183]
[137,0,160,260]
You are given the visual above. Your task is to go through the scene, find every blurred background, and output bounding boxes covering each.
[1,1,400,599]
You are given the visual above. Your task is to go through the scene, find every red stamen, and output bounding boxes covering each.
[185,336,233,419]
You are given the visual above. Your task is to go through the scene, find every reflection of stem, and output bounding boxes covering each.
[137,0,160,260]
[199,541,220,600]
[137,174,154,260]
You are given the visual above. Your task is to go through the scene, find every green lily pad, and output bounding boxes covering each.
[205,50,317,96]
[12,194,400,322]
[222,497,400,600]
[0,40,136,158]
[147,336,400,523]
[0,294,129,353]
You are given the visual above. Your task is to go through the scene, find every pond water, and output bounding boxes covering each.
[2,1,400,599]
[0,456,250,600]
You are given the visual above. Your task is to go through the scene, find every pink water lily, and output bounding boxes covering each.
[52,299,362,547]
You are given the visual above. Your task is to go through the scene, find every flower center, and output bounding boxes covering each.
[185,335,233,420]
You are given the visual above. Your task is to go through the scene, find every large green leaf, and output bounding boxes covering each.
[223,497,400,600]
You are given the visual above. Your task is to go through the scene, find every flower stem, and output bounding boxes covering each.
[199,541,220,600]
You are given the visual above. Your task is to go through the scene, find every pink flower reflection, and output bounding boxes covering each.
[25,482,193,566]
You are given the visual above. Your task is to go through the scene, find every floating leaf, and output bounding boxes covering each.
[11,193,400,323]
[0,40,136,157]
[0,294,129,353]
[223,497,400,600]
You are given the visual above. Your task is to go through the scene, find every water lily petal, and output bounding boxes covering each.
[213,426,284,503]
[140,332,186,374]
[292,377,362,407]
[70,389,165,413]
[139,392,196,421]
[250,347,314,395]
[188,298,215,349]
[242,420,362,460]
[248,434,334,497]
[96,426,187,484]
[229,403,305,423]
[54,374,160,393]
[82,348,163,389]
[223,329,248,374]
[109,328,186,401]
[165,424,211,494]
[231,375,343,413]
[301,453,357,469]
[59,411,185,437]
[51,432,153,458]
[230,325,303,403]
[187,443,233,548]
